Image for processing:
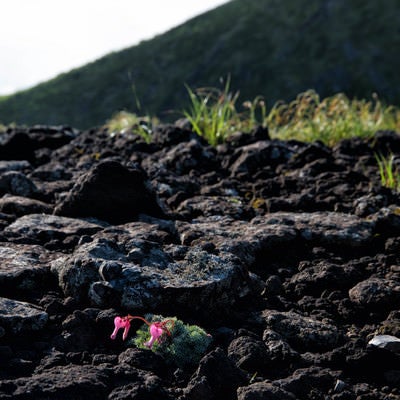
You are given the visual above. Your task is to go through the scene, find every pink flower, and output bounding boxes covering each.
[110,315,175,347]
[144,322,165,348]
[110,316,131,341]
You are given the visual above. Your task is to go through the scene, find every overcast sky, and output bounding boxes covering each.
[0,0,230,95]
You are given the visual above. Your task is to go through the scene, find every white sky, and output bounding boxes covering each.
[0,0,230,95]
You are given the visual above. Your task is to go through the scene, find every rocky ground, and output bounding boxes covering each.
[0,123,400,399]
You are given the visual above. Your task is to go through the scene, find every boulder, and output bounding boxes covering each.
[349,277,400,309]
[183,348,246,400]
[230,140,294,177]
[0,171,38,197]
[0,297,48,335]
[260,310,342,351]
[368,335,400,353]
[51,235,250,317]
[177,211,375,267]
[4,214,105,247]
[54,160,164,223]
[0,243,59,297]
[0,364,111,399]
[0,195,52,216]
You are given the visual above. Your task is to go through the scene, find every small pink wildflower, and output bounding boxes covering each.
[110,315,175,347]
[144,322,167,348]
[110,315,131,341]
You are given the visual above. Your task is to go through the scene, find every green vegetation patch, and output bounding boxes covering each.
[267,90,400,146]
[375,153,400,192]
[131,315,212,369]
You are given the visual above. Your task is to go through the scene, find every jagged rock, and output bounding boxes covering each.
[353,194,388,217]
[0,243,59,298]
[183,348,246,400]
[177,211,375,267]
[29,161,73,181]
[51,234,250,316]
[108,371,167,400]
[379,310,400,336]
[52,308,100,352]
[371,206,400,236]
[237,381,296,400]
[0,195,52,216]
[228,335,271,373]
[260,310,342,351]
[54,160,164,223]
[0,297,48,335]
[151,124,198,146]
[0,364,111,399]
[286,260,364,297]
[0,171,38,197]
[4,213,105,247]
[0,160,32,174]
[175,195,251,219]
[229,140,294,177]
[262,330,300,370]
[348,277,400,308]
[143,139,217,176]
[117,347,167,376]
[272,367,340,398]
[0,123,399,399]
[368,335,400,353]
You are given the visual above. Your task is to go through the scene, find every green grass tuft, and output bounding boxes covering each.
[183,77,266,146]
[267,90,400,146]
[375,153,400,191]
[105,111,157,143]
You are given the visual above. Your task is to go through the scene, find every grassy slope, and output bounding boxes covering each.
[0,0,399,129]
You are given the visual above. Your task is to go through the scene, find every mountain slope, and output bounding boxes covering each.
[0,0,399,129]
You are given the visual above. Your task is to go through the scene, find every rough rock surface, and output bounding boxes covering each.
[0,297,48,334]
[0,124,400,399]
[54,160,164,223]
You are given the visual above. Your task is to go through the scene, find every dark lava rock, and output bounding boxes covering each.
[0,195,52,216]
[259,310,342,351]
[0,243,60,299]
[117,347,167,376]
[1,123,400,399]
[4,214,105,249]
[0,126,76,163]
[183,347,246,400]
[227,335,271,373]
[0,297,48,336]
[0,364,111,399]
[54,160,164,224]
[237,381,296,400]
[0,171,38,198]
[348,277,400,310]
[51,236,251,317]
[229,140,294,177]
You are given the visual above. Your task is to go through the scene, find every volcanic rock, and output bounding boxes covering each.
[54,160,164,223]
[368,335,400,353]
[0,297,48,335]
[0,243,59,298]
[0,124,399,399]
[0,195,52,216]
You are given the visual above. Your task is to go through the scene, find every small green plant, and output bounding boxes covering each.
[131,314,212,369]
[183,77,266,146]
[266,90,400,146]
[105,111,156,143]
[375,153,400,191]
